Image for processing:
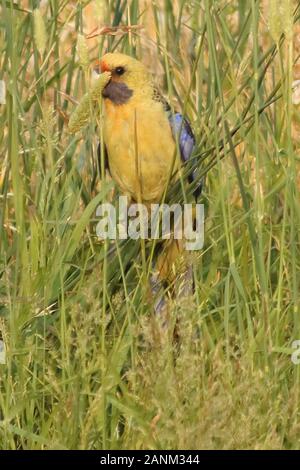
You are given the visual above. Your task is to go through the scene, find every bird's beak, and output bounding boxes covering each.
[93,59,110,74]
[99,60,110,73]
[93,60,111,86]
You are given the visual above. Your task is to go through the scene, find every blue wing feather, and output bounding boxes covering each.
[168,113,202,198]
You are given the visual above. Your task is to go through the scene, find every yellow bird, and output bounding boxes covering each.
[96,53,175,203]
[94,53,201,303]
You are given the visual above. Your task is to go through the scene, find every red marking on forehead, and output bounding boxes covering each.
[100,60,110,72]
[93,59,110,74]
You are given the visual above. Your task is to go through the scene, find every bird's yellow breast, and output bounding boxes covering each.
[103,98,177,203]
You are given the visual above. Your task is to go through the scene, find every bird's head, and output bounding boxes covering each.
[94,53,152,105]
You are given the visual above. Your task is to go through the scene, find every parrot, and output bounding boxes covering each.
[94,52,202,311]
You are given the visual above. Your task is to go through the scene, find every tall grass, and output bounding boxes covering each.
[0,0,300,449]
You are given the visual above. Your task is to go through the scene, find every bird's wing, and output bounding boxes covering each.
[168,112,202,199]
[152,86,202,198]
[152,86,171,112]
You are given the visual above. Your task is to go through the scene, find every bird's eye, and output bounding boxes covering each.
[115,66,125,76]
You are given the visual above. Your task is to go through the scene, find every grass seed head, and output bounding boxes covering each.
[68,71,111,133]
[33,8,47,56]
[77,33,90,70]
